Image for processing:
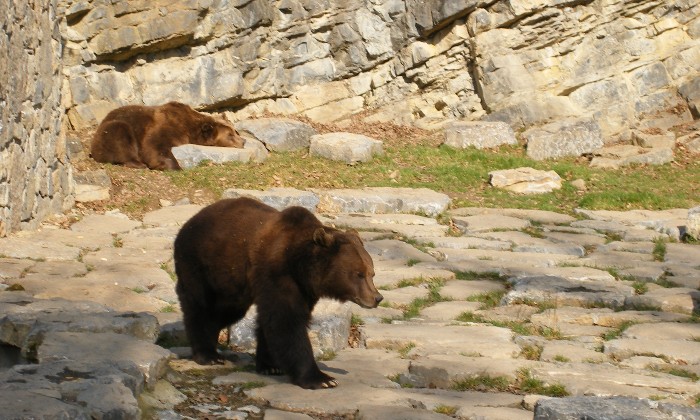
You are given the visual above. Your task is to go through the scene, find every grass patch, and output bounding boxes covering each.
[397,343,416,359]
[452,374,511,392]
[520,344,543,361]
[553,354,571,363]
[351,314,365,327]
[456,312,561,339]
[395,277,426,288]
[517,368,569,397]
[112,234,123,248]
[239,381,267,390]
[401,279,448,319]
[160,304,177,313]
[161,143,699,215]
[454,270,506,281]
[652,238,667,262]
[466,290,506,309]
[160,262,177,282]
[317,349,337,361]
[632,281,649,295]
[434,405,458,416]
[602,321,635,341]
[406,258,421,267]
[650,366,699,381]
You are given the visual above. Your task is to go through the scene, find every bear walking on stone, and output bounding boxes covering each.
[174,197,383,389]
[90,101,244,170]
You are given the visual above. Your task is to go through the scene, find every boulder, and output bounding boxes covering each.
[236,118,317,152]
[309,132,384,163]
[221,188,320,212]
[524,118,604,160]
[443,121,517,149]
[171,144,254,168]
[488,167,562,194]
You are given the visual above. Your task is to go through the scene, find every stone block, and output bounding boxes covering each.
[488,167,562,194]
[443,121,517,149]
[315,187,450,217]
[236,118,317,152]
[525,118,604,160]
[309,132,383,163]
[687,206,700,240]
[221,188,320,212]
[171,144,253,168]
[632,130,675,149]
[535,397,700,420]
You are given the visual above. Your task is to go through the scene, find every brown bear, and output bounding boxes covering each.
[174,197,383,389]
[90,101,244,170]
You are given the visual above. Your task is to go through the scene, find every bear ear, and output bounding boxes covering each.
[313,227,336,248]
[201,123,214,138]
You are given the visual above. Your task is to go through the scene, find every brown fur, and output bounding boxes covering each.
[90,101,244,170]
[174,197,383,389]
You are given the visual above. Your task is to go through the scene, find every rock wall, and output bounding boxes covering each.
[62,0,700,141]
[0,0,73,237]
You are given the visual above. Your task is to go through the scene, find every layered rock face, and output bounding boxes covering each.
[0,1,73,236]
[62,0,699,140]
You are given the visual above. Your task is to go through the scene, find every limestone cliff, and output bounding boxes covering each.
[60,0,699,143]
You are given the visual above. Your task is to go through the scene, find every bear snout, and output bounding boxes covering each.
[356,292,383,309]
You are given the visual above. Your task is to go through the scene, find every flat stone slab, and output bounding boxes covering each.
[382,285,430,306]
[70,213,142,234]
[531,307,688,329]
[504,276,634,310]
[418,300,483,322]
[604,338,700,364]
[315,188,451,217]
[407,354,532,388]
[535,396,700,420]
[172,144,253,168]
[450,207,576,225]
[419,236,512,251]
[325,213,450,238]
[0,235,82,262]
[363,324,518,358]
[622,322,700,341]
[366,239,436,264]
[533,362,700,401]
[142,204,203,227]
[524,118,604,160]
[452,214,530,233]
[38,331,173,385]
[222,187,319,212]
[440,279,505,301]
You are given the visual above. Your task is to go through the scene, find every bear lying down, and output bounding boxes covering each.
[91,101,244,170]
[174,197,383,389]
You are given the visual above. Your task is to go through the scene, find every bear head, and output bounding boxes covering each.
[312,227,383,309]
[198,119,245,148]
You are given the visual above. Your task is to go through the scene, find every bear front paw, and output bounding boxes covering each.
[296,372,338,390]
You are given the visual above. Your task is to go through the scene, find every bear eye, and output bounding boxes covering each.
[356,272,365,280]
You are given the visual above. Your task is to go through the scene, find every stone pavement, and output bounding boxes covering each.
[1,188,700,419]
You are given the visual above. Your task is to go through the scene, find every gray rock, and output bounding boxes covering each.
[489,167,562,194]
[443,121,517,149]
[171,144,253,168]
[73,169,111,202]
[38,331,173,386]
[316,187,450,217]
[229,300,352,357]
[535,396,700,420]
[309,132,383,163]
[504,275,634,310]
[687,206,700,240]
[236,118,317,152]
[221,188,320,212]
[525,118,604,160]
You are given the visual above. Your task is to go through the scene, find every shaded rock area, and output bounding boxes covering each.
[1,187,700,418]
